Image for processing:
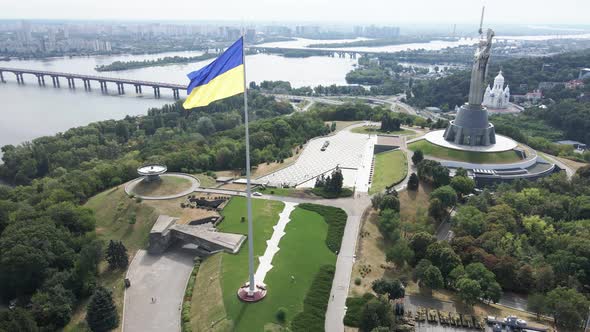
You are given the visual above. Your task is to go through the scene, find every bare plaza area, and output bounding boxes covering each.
[258,124,376,192]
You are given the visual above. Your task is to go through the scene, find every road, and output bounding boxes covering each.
[122,247,195,332]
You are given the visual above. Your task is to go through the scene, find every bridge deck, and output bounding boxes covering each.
[0,66,186,89]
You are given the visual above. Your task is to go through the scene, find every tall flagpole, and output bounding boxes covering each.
[241,35,256,295]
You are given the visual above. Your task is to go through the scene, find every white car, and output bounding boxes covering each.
[252,192,263,197]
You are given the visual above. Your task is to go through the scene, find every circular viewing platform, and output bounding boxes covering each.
[425,130,517,153]
[138,164,167,182]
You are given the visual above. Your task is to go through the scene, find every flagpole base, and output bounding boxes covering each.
[237,283,267,302]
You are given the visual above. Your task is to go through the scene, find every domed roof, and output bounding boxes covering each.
[494,70,504,82]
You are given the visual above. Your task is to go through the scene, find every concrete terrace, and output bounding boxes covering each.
[258,124,376,191]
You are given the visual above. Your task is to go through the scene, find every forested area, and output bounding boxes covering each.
[0,91,334,330]
[408,48,590,109]
[348,159,590,330]
[94,53,218,71]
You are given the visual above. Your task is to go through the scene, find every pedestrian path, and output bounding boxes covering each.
[254,202,299,285]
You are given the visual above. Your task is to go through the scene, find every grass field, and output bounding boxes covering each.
[195,198,337,331]
[130,175,192,197]
[408,139,522,164]
[193,173,217,188]
[370,150,407,194]
[351,126,415,136]
[257,186,302,197]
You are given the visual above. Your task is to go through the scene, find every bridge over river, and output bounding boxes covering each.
[0,67,187,99]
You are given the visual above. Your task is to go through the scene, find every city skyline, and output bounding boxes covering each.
[1,0,590,25]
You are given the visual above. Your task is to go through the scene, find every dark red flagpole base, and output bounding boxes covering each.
[237,283,267,302]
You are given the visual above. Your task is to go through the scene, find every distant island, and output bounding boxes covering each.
[95,53,220,72]
[307,37,450,49]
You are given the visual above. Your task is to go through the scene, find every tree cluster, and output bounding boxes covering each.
[314,168,344,194]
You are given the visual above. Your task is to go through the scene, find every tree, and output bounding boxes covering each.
[46,202,96,235]
[324,168,343,194]
[386,239,414,268]
[377,209,401,242]
[0,219,75,298]
[485,204,518,233]
[430,185,457,208]
[527,293,548,319]
[450,176,475,197]
[414,259,433,281]
[409,232,435,264]
[379,194,400,212]
[105,240,128,270]
[411,150,423,165]
[359,298,393,332]
[455,168,468,177]
[86,286,119,332]
[426,242,462,279]
[31,284,74,329]
[456,278,482,306]
[114,122,129,142]
[453,206,485,237]
[371,278,405,300]
[196,116,216,136]
[428,198,446,221]
[407,173,419,191]
[432,165,451,188]
[421,265,444,290]
[0,308,38,332]
[545,287,590,329]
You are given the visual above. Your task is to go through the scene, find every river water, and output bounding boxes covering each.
[0,51,357,148]
[1,33,590,150]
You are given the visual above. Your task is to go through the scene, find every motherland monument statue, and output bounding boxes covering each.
[443,7,497,146]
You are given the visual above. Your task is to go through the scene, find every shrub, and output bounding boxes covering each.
[276,307,287,323]
[354,277,362,285]
[299,204,347,253]
[292,265,335,332]
[343,293,376,327]
[311,187,353,199]
[135,197,143,203]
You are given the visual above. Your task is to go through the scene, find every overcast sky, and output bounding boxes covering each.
[1,0,589,25]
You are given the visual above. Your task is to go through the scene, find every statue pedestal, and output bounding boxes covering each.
[443,104,496,146]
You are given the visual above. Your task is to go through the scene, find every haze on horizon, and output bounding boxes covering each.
[1,0,589,25]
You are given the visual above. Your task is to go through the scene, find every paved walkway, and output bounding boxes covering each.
[258,124,375,188]
[123,247,195,332]
[254,202,298,285]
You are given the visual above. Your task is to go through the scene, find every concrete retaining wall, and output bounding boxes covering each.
[430,154,538,170]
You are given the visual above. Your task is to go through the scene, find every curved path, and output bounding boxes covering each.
[124,173,200,200]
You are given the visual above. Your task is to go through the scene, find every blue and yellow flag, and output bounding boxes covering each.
[183,37,245,109]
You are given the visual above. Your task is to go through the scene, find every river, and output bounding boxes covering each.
[2,33,590,150]
[0,51,357,149]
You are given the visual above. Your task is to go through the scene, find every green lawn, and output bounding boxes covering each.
[370,150,407,194]
[408,139,522,164]
[130,175,192,197]
[258,186,302,197]
[86,187,158,252]
[217,198,337,331]
[193,173,217,188]
[351,126,414,136]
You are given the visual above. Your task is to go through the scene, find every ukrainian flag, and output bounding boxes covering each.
[183,37,245,109]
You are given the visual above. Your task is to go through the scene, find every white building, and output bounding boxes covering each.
[483,71,510,109]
